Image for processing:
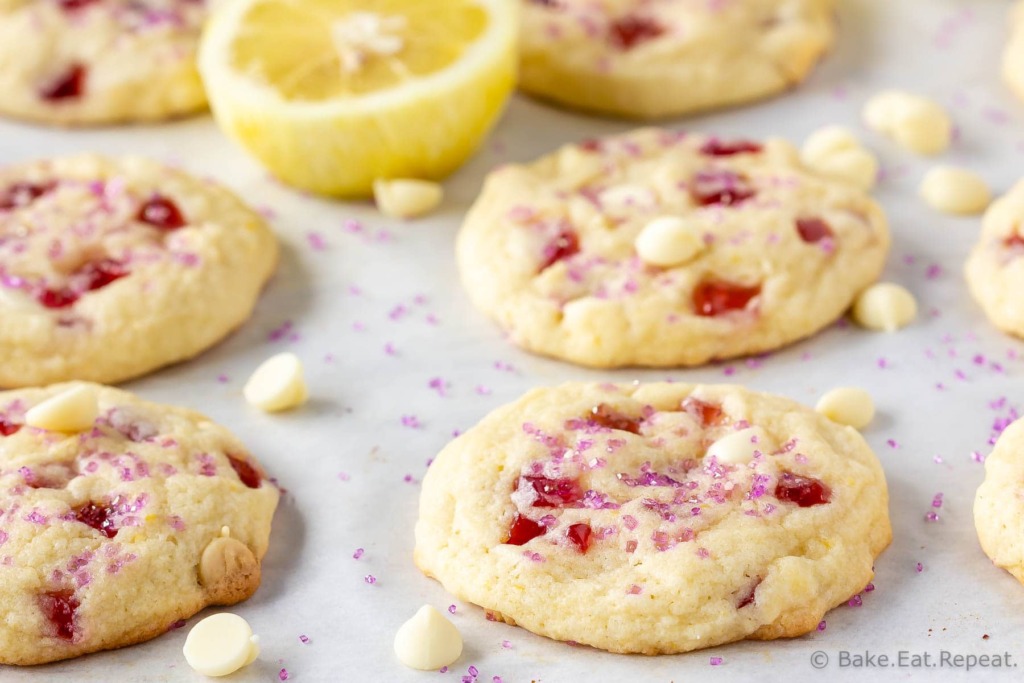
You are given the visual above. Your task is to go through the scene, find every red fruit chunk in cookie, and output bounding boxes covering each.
[0,182,52,210]
[699,139,764,157]
[1003,232,1024,249]
[58,0,99,9]
[73,501,118,538]
[608,16,665,50]
[39,589,79,641]
[227,454,263,489]
[137,195,187,230]
[690,170,756,207]
[589,403,642,434]
[693,281,760,317]
[539,230,580,271]
[566,522,592,553]
[0,415,21,436]
[681,396,724,427]
[40,64,86,101]
[38,259,129,308]
[506,514,546,546]
[795,217,834,244]
[736,577,762,608]
[522,475,583,507]
[775,473,831,507]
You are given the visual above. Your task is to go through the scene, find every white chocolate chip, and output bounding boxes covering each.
[863,90,952,155]
[706,427,777,465]
[919,166,991,215]
[373,179,443,219]
[24,384,99,433]
[851,283,918,332]
[183,613,260,677]
[634,216,706,267]
[816,387,875,429]
[394,605,463,671]
[243,353,308,413]
[800,126,878,191]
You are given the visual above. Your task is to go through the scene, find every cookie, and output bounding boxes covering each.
[975,416,1024,585]
[0,382,279,666]
[0,154,278,387]
[965,180,1024,338]
[0,0,209,125]
[520,0,836,119]
[1005,1,1024,103]
[456,129,890,368]
[414,382,891,654]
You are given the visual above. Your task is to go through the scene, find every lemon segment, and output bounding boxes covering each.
[199,0,518,197]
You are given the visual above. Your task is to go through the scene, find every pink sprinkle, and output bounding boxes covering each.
[475,385,492,395]
[817,620,827,631]
[925,511,940,522]
[353,548,364,559]
[216,374,229,383]
[864,582,875,592]
[342,218,364,233]
[971,451,985,463]
[364,574,377,585]
[279,669,289,681]
[306,231,328,251]
[887,439,900,449]
[877,357,890,369]
[428,377,449,397]
[468,666,479,677]
[493,677,503,683]
[848,594,863,607]
[710,657,724,666]
[299,635,310,644]
[448,604,457,614]
[440,666,449,673]
[931,493,944,508]
[384,342,398,356]
[338,472,351,481]
[501,640,512,649]
[401,415,422,429]
[627,584,643,595]
[916,562,924,573]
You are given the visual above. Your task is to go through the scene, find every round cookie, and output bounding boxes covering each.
[415,382,891,654]
[0,382,279,666]
[0,0,210,125]
[1005,1,1024,103]
[965,180,1024,338]
[0,154,278,387]
[975,416,1024,585]
[519,0,836,119]
[456,129,890,368]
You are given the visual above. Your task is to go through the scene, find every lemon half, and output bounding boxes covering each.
[199,0,518,197]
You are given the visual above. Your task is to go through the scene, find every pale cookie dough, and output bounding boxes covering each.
[415,382,892,655]
[965,180,1024,339]
[0,383,279,666]
[1005,1,1024,103]
[0,154,278,387]
[520,0,836,119]
[0,0,212,125]
[975,416,1024,585]
[456,129,891,368]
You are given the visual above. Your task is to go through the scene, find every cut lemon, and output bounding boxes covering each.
[199,0,518,197]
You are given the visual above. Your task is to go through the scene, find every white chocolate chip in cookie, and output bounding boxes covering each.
[373,179,443,219]
[24,384,99,433]
[800,126,878,191]
[816,387,875,429]
[919,166,991,215]
[851,283,918,332]
[863,91,952,155]
[183,613,260,677]
[635,216,706,267]
[707,427,777,465]
[394,605,463,671]
[244,353,308,413]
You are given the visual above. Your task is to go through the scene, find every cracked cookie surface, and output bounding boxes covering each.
[520,0,835,119]
[415,382,891,654]
[0,154,278,387]
[456,128,890,368]
[0,383,279,666]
